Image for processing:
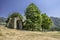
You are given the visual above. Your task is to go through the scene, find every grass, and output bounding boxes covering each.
[0,28,3,36]
[0,33,3,36]
[0,25,60,40]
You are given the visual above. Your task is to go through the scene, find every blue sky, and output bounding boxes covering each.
[0,0,60,18]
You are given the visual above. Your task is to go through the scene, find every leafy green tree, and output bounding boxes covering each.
[41,13,52,31]
[6,12,22,23]
[25,3,42,31]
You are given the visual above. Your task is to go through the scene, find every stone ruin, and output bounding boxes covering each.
[7,17,22,30]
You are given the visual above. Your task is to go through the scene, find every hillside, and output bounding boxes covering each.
[0,17,6,25]
[0,25,60,40]
[50,17,60,30]
[0,17,6,22]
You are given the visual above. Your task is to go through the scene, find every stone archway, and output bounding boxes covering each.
[7,13,23,29]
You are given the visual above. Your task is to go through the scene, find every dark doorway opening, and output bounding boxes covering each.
[17,20,20,29]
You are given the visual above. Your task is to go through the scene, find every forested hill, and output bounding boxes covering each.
[50,17,60,30]
[0,17,7,22]
[0,17,7,25]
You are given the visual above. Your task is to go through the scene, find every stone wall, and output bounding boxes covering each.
[7,17,22,29]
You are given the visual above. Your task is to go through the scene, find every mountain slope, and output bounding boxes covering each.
[0,17,7,25]
[50,17,60,30]
[0,17,6,22]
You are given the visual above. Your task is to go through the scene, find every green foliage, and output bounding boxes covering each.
[6,12,23,23]
[41,13,52,31]
[9,12,22,18]
[24,3,42,31]
[5,3,52,31]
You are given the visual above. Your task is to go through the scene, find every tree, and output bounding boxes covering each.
[24,3,42,31]
[41,13,52,31]
[6,12,23,23]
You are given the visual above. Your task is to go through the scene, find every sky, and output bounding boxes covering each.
[0,0,60,18]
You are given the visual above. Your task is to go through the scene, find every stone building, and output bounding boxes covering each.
[7,17,22,29]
